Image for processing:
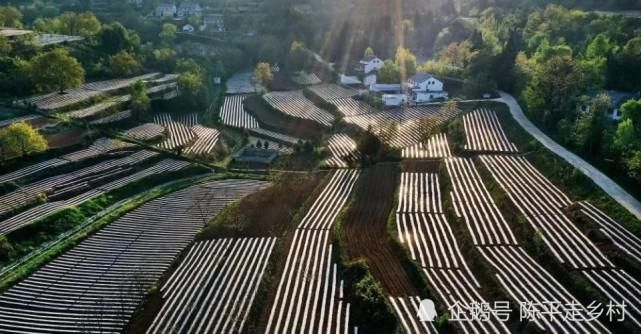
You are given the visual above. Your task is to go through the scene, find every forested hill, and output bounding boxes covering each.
[468,0,641,11]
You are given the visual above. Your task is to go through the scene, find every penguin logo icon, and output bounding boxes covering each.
[418,299,437,322]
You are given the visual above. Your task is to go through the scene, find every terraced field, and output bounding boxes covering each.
[401,133,451,159]
[578,201,641,263]
[395,170,510,333]
[343,104,460,148]
[307,84,357,101]
[446,157,612,333]
[325,133,359,168]
[265,169,359,333]
[0,149,158,221]
[149,114,187,145]
[263,90,335,127]
[0,179,270,333]
[0,158,188,235]
[479,154,641,326]
[148,237,276,333]
[220,95,259,129]
[124,123,166,141]
[464,109,518,153]
[25,73,161,111]
[0,138,133,186]
[151,113,220,156]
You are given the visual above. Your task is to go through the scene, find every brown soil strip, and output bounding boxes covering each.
[342,163,420,296]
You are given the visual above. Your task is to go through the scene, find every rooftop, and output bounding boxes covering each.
[409,73,437,83]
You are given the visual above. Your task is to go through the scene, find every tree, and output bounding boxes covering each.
[254,62,273,90]
[378,60,400,84]
[364,47,374,58]
[0,56,33,97]
[130,80,150,120]
[627,151,641,182]
[0,6,23,28]
[257,35,283,64]
[30,48,85,94]
[99,22,137,55]
[573,93,609,154]
[159,23,177,46]
[67,12,101,37]
[0,35,11,56]
[152,48,177,72]
[620,99,641,134]
[187,15,201,27]
[287,40,306,72]
[357,127,381,163]
[35,12,101,37]
[523,55,583,128]
[376,120,398,147]
[109,51,142,77]
[394,47,417,80]
[438,41,476,69]
[178,72,204,97]
[614,119,636,150]
[176,58,204,76]
[0,122,47,160]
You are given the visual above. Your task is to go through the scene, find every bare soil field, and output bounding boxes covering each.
[342,163,420,296]
[45,130,83,149]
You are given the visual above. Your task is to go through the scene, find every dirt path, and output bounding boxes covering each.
[499,91,641,221]
[342,163,420,296]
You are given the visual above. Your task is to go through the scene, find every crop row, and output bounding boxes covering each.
[220,95,259,129]
[325,134,359,168]
[446,157,614,333]
[0,179,270,333]
[263,90,335,127]
[401,133,451,160]
[463,109,517,153]
[148,237,276,333]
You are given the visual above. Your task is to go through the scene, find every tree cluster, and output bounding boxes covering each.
[455,4,641,184]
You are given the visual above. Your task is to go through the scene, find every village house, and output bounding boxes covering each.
[407,73,448,103]
[177,2,203,17]
[155,3,177,17]
[355,54,384,76]
[579,90,640,121]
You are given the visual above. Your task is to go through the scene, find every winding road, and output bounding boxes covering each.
[499,91,641,221]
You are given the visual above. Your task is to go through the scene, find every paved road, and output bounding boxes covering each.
[499,91,641,221]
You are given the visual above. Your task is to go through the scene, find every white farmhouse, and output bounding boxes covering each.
[579,91,640,121]
[177,2,202,17]
[356,55,384,75]
[407,73,448,103]
[155,3,177,17]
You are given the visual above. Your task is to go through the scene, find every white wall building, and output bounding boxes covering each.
[408,73,444,92]
[356,55,384,75]
[155,3,177,17]
[177,2,202,17]
[407,73,448,103]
